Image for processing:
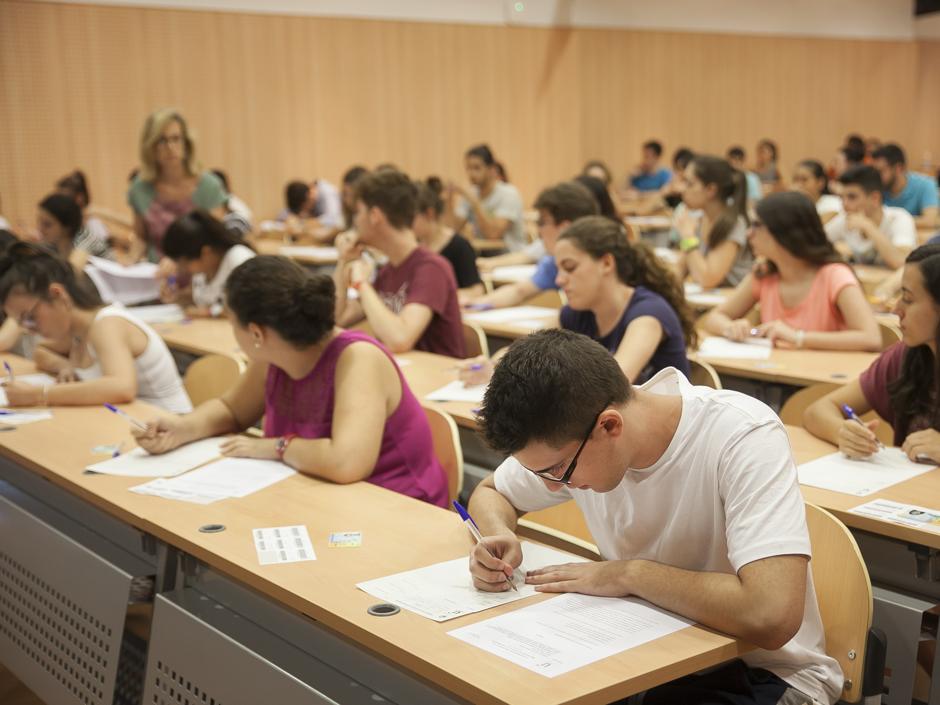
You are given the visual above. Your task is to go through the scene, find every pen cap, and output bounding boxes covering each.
[452,500,471,522]
[840,403,855,419]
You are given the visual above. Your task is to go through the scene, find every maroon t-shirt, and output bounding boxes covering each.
[859,342,933,444]
[372,246,466,358]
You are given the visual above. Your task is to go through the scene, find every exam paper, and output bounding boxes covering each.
[696,336,773,360]
[84,257,161,305]
[0,410,53,426]
[356,542,588,622]
[850,499,940,533]
[279,246,338,260]
[128,304,187,324]
[253,525,316,565]
[490,265,537,282]
[0,373,56,407]
[798,448,936,496]
[130,457,296,504]
[464,306,557,325]
[683,283,727,307]
[87,437,224,477]
[448,593,692,677]
[425,381,486,404]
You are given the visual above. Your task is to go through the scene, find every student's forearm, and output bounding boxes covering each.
[802,398,844,445]
[46,377,137,406]
[701,310,735,336]
[281,436,376,484]
[685,251,726,289]
[623,559,797,650]
[33,346,71,374]
[865,227,905,269]
[466,198,502,240]
[802,329,882,352]
[468,480,523,537]
[477,282,532,309]
[333,265,351,321]
[357,283,418,352]
[459,283,486,299]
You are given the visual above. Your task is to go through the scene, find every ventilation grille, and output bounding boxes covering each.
[115,629,147,705]
[149,659,222,705]
[0,549,112,705]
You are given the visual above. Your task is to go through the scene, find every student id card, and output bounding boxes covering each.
[328,531,362,548]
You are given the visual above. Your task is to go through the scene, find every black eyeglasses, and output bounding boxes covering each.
[530,412,601,486]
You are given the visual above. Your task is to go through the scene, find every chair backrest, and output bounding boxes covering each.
[516,518,600,561]
[804,503,872,703]
[878,320,901,350]
[526,289,565,308]
[421,403,463,501]
[183,353,246,407]
[688,358,722,389]
[780,383,894,445]
[462,321,489,359]
[519,501,593,544]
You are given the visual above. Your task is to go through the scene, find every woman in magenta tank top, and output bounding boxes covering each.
[132,255,449,507]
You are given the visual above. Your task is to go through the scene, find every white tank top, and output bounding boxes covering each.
[75,305,193,413]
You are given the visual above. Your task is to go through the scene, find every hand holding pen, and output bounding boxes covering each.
[454,500,520,592]
[838,403,883,458]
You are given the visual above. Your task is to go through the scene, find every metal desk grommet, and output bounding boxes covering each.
[367,603,400,617]
[199,524,226,533]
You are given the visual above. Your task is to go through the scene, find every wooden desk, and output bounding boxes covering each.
[153,318,242,358]
[470,238,507,254]
[252,239,339,266]
[463,307,559,340]
[0,396,747,705]
[398,351,478,429]
[692,347,878,387]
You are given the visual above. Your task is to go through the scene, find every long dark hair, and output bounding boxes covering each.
[574,175,620,225]
[797,159,830,196]
[56,170,91,208]
[163,210,249,261]
[225,256,335,349]
[689,156,749,249]
[38,193,83,241]
[560,216,698,348]
[0,241,102,309]
[755,192,846,277]
[888,245,940,439]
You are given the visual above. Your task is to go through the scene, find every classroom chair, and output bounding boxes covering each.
[182,353,246,407]
[688,359,722,389]
[519,501,593,544]
[516,518,599,561]
[779,383,893,446]
[877,321,902,350]
[805,503,886,704]
[462,321,489,359]
[421,403,463,502]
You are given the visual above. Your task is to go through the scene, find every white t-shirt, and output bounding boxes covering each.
[493,368,842,704]
[456,181,527,252]
[75,305,193,414]
[192,244,256,310]
[824,206,916,265]
[815,194,843,215]
[313,179,343,228]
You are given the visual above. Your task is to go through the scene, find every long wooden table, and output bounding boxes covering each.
[0,362,749,705]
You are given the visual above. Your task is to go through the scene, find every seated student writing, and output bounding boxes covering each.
[825,165,916,270]
[162,210,255,317]
[35,193,102,270]
[464,181,598,309]
[702,192,881,351]
[333,169,466,357]
[0,243,192,412]
[412,178,484,301]
[466,330,841,705]
[675,155,753,288]
[805,244,940,462]
[133,256,448,507]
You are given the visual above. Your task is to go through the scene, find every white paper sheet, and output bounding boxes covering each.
[490,265,537,282]
[87,437,225,477]
[627,216,672,228]
[448,593,692,677]
[128,304,187,324]
[130,457,296,504]
[654,247,680,265]
[84,257,161,305]
[425,381,487,404]
[464,306,557,324]
[279,246,338,260]
[253,525,317,565]
[0,410,53,426]
[696,336,773,360]
[850,499,940,533]
[798,448,936,496]
[683,284,727,307]
[356,542,588,622]
[0,373,56,407]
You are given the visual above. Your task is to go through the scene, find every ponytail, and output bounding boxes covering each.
[560,216,698,349]
[690,156,749,249]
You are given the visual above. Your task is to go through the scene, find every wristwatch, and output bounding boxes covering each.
[275,433,297,461]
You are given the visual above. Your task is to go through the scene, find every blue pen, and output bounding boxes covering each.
[3,361,14,385]
[453,500,518,591]
[112,441,124,458]
[103,403,148,431]
[840,404,884,450]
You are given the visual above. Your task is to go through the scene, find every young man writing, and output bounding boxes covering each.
[872,143,939,230]
[466,181,597,309]
[467,329,841,705]
[333,169,465,357]
[825,165,916,269]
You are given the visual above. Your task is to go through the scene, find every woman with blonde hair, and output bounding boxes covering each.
[126,108,227,261]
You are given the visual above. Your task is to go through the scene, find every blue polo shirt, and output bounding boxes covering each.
[884,172,939,217]
[631,168,672,192]
[529,254,559,290]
